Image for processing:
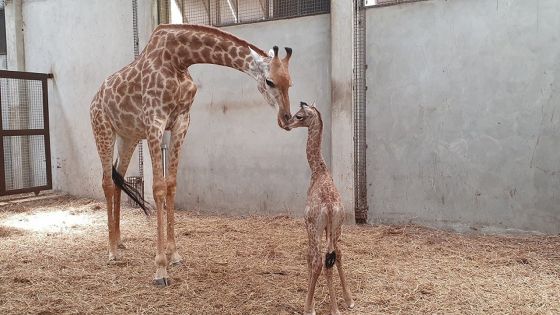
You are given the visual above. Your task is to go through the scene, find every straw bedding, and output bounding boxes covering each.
[1,195,559,314]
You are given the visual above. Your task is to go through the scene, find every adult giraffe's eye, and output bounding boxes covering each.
[295,115,303,120]
[265,79,275,88]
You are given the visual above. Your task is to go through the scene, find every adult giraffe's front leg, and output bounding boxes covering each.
[147,123,169,286]
[166,113,190,266]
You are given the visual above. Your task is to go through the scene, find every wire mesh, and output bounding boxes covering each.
[353,0,368,223]
[1,79,44,130]
[125,175,145,207]
[129,0,145,205]
[0,72,51,196]
[2,135,47,191]
[159,0,329,27]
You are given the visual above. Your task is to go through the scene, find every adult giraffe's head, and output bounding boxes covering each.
[249,46,293,131]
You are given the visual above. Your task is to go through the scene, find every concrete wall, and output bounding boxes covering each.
[366,0,560,233]
[21,0,331,216]
[22,0,154,198]
[175,15,331,215]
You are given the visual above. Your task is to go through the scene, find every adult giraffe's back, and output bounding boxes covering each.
[89,24,294,286]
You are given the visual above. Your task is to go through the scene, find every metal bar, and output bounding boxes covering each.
[353,0,368,224]
[0,70,52,81]
[42,77,52,190]
[366,0,427,9]
[0,76,5,195]
[204,0,211,25]
[3,185,51,196]
[216,0,221,26]
[0,129,47,136]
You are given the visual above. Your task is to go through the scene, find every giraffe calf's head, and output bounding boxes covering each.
[286,101,319,129]
[249,46,293,131]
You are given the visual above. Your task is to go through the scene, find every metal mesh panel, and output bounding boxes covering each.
[125,175,145,207]
[1,79,44,130]
[0,71,51,196]
[3,135,47,190]
[353,0,368,223]
[159,0,329,26]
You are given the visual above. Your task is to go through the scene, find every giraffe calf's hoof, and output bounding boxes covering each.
[117,243,127,249]
[170,260,183,267]
[346,299,355,309]
[153,278,171,287]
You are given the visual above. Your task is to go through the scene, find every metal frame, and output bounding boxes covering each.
[364,0,427,9]
[353,0,368,223]
[161,0,330,28]
[0,69,52,196]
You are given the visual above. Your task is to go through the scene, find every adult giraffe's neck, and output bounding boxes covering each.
[151,24,267,78]
[306,110,328,176]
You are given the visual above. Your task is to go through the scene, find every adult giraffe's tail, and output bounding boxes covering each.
[112,159,152,216]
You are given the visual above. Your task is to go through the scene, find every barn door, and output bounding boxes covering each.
[0,70,52,196]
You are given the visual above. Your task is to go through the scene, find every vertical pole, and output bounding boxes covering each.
[0,75,4,195]
[352,0,368,224]
[42,77,52,191]
[132,0,144,200]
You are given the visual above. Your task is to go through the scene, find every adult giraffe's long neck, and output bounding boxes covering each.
[307,110,328,176]
[151,24,267,78]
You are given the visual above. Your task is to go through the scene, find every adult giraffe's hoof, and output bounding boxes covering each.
[153,277,171,287]
[107,253,118,262]
[346,299,355,309]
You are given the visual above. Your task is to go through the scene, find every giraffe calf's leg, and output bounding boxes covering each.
[325,266,341,315]
[335,245,354,309]
[304,235,322,315]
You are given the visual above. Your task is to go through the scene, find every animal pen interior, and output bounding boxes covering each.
[1,0,560,314]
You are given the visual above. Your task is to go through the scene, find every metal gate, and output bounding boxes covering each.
[0,70,52,196]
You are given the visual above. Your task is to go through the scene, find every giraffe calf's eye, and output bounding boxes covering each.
[296,115,303,120]
[265,79,275,88]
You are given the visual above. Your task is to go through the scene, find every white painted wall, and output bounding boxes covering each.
[174,15,331,215]
[366,0,560,233]
[22,0,154,199]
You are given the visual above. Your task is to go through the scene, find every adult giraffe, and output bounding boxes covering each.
[89,24,293,286]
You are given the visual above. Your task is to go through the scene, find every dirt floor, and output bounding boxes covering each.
[1,195,559,315]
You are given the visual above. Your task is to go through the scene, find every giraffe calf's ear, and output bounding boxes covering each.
[300,101,309,108]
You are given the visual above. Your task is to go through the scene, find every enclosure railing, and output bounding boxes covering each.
[0,70,52,196]
[158,0,330,26]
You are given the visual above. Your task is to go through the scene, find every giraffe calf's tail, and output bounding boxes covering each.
[112,161,152,216]
[325,204,337,269]
[325,251,336,269]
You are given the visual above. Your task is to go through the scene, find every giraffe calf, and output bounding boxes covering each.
[287,102,354,315]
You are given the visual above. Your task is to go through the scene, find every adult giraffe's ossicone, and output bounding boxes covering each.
[89,24,294,286]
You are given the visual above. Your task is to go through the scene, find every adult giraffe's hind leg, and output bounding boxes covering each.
[91,107,117,261]
[114,136,139,249]
[166,113,190,266]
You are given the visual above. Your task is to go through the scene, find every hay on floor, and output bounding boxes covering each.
[0,196,559,314]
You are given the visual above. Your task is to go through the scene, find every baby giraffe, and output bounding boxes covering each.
[287,102,354,315]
